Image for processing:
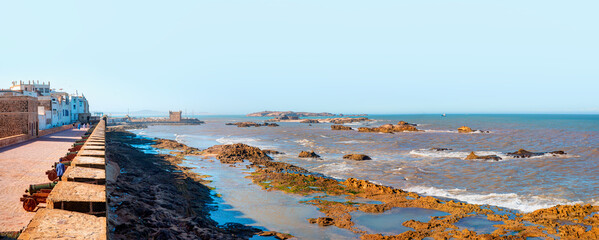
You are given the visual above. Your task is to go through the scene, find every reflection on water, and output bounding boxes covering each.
[181,157,359,239]
[351,207,449,235]
[131,114,599,213]
[454,215,502,234]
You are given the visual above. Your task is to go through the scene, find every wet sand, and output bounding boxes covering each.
[0,128,86,232]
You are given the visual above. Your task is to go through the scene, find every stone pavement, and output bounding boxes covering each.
[0,128,86,232]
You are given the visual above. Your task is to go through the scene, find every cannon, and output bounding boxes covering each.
[46,161,72,181]
[20,182,57,212]
[68,145,83,152]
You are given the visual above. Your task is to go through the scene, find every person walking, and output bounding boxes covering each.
[56,162,65,181]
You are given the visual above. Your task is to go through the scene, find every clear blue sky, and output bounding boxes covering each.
[1,1,597,114]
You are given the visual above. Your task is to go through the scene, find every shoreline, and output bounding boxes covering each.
[105,129,265,239]
[119,128,599,239]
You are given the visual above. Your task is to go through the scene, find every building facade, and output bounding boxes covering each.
[2,80,91,130]
[0,93,39,139]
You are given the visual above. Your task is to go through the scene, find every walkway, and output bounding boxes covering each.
[0,128,86,232]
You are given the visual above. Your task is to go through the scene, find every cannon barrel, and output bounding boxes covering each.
[73,142,85,147]
[27,182,57,194]
[54,161,72,168]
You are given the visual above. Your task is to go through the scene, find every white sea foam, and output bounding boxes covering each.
[312,162,354,179]
[335,140,372,144]
[405,185,583,213]
[409,149,575,161]
[216,136,260,145]
[423,130,457,133]
[295,139,315,147]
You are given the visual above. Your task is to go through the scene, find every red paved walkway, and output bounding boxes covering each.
[0,128,86,232]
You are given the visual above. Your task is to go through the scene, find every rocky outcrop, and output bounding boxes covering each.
[307,217,334,226]
[329,117,369,124]
[457,126,473,133]
[263,149,284,155]
[204,143,273,164]
[431,148,452,151]
[343,154,371,161]
[331,125,353,131]
[204,143,307,173]
[507,149,567,158]
[247,111,335,117]
[358,122,421,133]
[257,231,294,239]
[397,121,417,126]
[152,139,202,155]
[225,122,278,127]
[298,151,320,158]
[458,126,489,133]
[300,119,320,123]
[465,152,502,161]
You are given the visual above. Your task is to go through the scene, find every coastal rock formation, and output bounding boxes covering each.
[358,121,421,133]
[431,148,452,151]
[397,121,417,126]
[342,154,371,161]
[152,139,202,155]
[204,143,272,164]
[465,152,502,161]
[507,149,567,158]
[307,217,335,226]
[225,122,278,127]
[298,151,320,158]
[300,119,320,123]
[458,126,489,133]
[457,126,473,133]
[247,111,335,117]
[329,117,369,124]
[331,125,353,131]
[263,149,284,155]
[204,143,308,173]
[107,130,260,239]
[258,231,294,239]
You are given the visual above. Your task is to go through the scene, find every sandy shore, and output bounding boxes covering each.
[0,129,86,232]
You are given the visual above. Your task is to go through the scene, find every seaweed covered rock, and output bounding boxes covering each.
[329,117,369,124]
[263,149,284,155]
[465,152,502,161]
[358,122,420,133]
[343,154,371,161]
[153,139,202,155]
[205,143,273,164]
[397,121,417,126]
[298,151,320,158]
[307,217,335,226]
[331,125,353,131]
[507,149,566,158]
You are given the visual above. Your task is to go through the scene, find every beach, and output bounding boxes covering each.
[112,114,599,239]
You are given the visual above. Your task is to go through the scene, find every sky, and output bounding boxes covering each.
[1,1,597,115]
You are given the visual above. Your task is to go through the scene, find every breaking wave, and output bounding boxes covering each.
[312,162,354,179]
[409,149,576,161]
[405,185,583,213]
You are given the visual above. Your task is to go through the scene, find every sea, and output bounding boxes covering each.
[130,114,599,213]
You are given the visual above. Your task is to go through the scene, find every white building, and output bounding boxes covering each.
[7,80,90,130]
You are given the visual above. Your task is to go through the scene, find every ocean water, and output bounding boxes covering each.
[130,114,599,213]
